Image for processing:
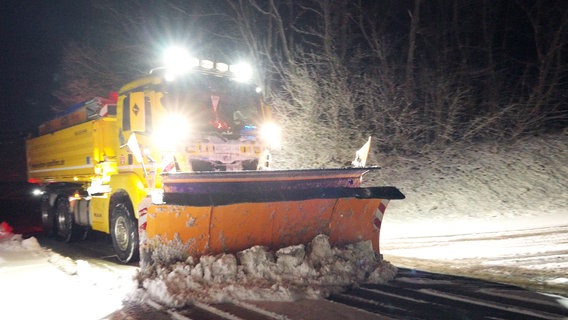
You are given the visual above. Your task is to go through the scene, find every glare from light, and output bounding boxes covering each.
[216,62,229,72]
[200,60,214,69]
[164,72,176,82]
[163,46,193,75]
[189,57,200,67]
[32,188,43,196]
[230,62,253,83]
[255,86,262,93]
[260,122,281,149]
[153,113,190,150]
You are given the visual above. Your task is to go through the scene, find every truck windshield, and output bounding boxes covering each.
[160,74,262,134]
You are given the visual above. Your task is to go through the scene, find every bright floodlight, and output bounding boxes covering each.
[230,62,253,83]
[216,62,229,72]
[260,122,281,149]
[200,59,214,69]
[163,46,193,74]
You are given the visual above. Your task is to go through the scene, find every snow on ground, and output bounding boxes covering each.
[1,133,566,318]
[0,224,138,320]
[1,221,396,315]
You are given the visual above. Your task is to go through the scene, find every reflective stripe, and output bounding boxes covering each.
[29,165,92,173]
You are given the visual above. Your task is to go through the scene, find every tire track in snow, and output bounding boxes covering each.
[329,268,568,320]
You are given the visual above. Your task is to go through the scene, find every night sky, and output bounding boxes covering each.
[0,0,92,135]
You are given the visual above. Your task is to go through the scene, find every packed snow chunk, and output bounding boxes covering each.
[0,234,24,251]
[149,234,190,265]
[136,234,397,307]
[277,244,305,267]
[308,234,334,267]
[201,254,239,283]
[367,259,398,284]
[0,226,43,254]
[238,245,276,278]
[21,236,42,251]
[48,252,78,275]
[275,244,314,278]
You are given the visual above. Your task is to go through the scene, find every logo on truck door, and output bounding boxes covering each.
[129,92,146,132]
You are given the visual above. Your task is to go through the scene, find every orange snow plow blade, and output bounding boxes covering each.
[141,168,404,263]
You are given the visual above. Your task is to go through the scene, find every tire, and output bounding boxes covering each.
[54,196,75,242]
[110,199,139,263]
[41,194,55,237]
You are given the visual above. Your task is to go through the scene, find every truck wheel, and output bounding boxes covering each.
[110,201,139,263]
[41,194,55,237]
[55,196,75,242]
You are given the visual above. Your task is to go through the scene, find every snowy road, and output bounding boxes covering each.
[381,224,568,297]
[21,225,565,320]
[34,228,568,320]
[1,216,566,320]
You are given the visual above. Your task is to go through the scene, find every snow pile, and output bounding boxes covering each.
[136,234,397,307]
[0,221,44,260]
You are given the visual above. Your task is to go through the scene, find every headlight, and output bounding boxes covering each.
[153,113,190,150]
[162,46,199,81]
[163,47,195,73]
[230,62,253,83]
[260,122,281,149]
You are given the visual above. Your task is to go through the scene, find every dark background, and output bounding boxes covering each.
[1,1,91,180]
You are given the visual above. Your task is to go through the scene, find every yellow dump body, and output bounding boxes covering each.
[26,118,117,183]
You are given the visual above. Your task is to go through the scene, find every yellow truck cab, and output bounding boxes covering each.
[26,60,275,262]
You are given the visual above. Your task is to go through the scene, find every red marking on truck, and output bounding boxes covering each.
[139,207,148,231]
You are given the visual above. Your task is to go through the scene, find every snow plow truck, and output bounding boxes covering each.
[26,49,405,264]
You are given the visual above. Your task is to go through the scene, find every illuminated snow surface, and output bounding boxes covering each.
[0,228,138,320]
[1,133,567,319]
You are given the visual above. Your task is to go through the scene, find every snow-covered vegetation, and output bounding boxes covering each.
[376,132,568,295]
